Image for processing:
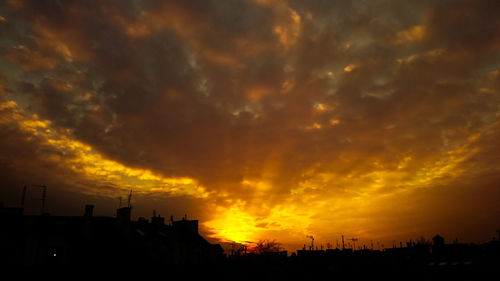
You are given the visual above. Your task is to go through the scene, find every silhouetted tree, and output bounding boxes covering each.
[416,236,431,246]
[252,239,281,254]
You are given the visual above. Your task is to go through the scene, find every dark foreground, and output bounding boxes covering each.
[1,204,498,280]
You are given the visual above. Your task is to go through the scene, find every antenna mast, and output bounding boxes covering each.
[127,189,132,208]
[348,238,359,251]
[22,184,47,214]
[306,235,315,251]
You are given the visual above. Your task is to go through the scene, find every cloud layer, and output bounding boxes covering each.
[1,0,499,249]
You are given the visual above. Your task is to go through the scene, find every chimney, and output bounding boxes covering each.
[84,205,94,217]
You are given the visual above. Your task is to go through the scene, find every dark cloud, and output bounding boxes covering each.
[0,0,499,246]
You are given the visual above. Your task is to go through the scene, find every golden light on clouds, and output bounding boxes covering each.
[0,101,208,199]
[205,199,313,245]
[329,119,340,126]
[1,0,499,251]
[206,202,259,243]
[306,122,322,130]
[204,123,495,246]
[314,103,327,112]
[273,9,301,49]
[395,25,426,44]
[344,64,356,72]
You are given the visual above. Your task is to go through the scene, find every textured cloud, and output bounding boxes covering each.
[0,0,499,249]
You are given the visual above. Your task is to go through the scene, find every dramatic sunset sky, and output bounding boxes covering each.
[0,0,499,251]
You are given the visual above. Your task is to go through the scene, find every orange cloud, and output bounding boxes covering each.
[0,100,209,199]
[394,25,426,44]
[1,0,499,251]
[7,45,58,71]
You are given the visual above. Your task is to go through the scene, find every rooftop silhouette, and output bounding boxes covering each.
[0,202,498,280]
[0,202,224,269]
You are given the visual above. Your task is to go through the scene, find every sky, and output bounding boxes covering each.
[0,0,499,252]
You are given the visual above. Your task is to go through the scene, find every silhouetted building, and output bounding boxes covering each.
[116,206,131,233]
[0,203,498,278]
[432,234,445,254]
[151,215,165,226]
[173,218,198,234]
[0,203,224,268]
[433,234,445,247]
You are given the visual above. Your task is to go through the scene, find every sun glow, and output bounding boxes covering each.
[205,202,258,243]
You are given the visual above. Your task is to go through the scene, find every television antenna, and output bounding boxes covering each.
[21,184,48,215]
[348,238,359,251]
[306,235,315,251]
